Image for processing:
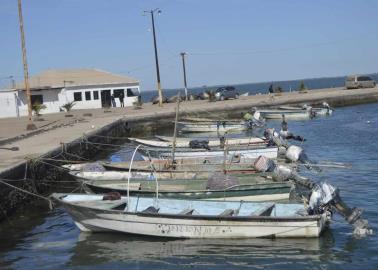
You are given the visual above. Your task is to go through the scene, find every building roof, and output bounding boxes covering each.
[14,69,139,90]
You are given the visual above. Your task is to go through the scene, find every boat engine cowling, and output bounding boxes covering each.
[285,145,306,162]
[264,128,288,148]
[254,156,315,187]
[309,182,372,236]
[285,145,320,171]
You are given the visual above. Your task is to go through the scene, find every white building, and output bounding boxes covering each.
[0,69,140,119]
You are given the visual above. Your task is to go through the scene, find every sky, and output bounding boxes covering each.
[0,0,377,91]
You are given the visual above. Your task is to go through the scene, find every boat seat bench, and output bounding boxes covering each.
[250,203,275,216]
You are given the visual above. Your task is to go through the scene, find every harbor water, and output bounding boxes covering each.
[0,103,378,269]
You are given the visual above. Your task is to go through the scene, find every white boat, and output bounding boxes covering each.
[139,146,278,160]
[51,193,328,238]
[179,122,249,133]
[240,92,249,97]
[70,170,212,181]
[258,109,311,120]
[278,106,333,116]
[129,137,267,148]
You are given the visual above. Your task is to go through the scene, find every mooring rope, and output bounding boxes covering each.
[0,178,53,209]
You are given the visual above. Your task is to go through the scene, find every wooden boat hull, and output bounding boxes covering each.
[52,194,327,238]
[83,180,292,202]
[140,147,278,160]
[259,110,311,119]
[278,106,333,116]
[102,160,258,172]
[70,170,243,181]
[128,137,267,148]
[180,123,248,133]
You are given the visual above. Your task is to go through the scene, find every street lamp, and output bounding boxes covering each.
[143,8,164,106]
[180,52,188,101]
[17,0,36,130]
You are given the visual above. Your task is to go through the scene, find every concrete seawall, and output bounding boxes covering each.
[0,86,377,220]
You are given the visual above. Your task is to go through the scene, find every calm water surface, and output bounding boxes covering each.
[0,103,377,269]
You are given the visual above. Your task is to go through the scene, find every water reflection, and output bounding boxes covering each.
[70,231,339,268]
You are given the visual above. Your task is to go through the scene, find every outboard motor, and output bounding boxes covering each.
[309,182,372,236]
[264,128,288,149]
[306,106,317,118]
[254,155,315,188]
[247,111,265,128]
[322,101,334,114]
[254,156,372,237]
[285,145,320,171]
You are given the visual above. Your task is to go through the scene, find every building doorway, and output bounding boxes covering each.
[100,90,111,108]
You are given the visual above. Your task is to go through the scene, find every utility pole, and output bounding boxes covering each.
[180,52,188,101]
[144,9,163,106]
[17,0,36,130]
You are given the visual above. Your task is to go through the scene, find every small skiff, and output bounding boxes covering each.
[69,170,232,181]
[139,146,278,160]
[258,110,311,120]
[101,160,258,172]
[51,193,327,238]
[82,178,293,202]
[128,137,267,148]
[179,122,249,133]
[278,106,333,116]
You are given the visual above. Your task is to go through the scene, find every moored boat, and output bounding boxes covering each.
[258,109,311,120]
[128,137,267,148]
[179,122,249,133]
[278,105,333,116]
[101,159,259,172]
[81,178,293,202]
[69,170,224,181]
[51,193,327,238]
[139,146,278,160]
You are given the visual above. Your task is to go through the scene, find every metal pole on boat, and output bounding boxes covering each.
[127,144,142,210]
[171,92,181,164]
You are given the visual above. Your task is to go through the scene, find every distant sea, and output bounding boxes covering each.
[141,73,378,102]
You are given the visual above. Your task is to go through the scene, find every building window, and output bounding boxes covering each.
[113,89,124,98]
[127,88,138,97]
[74,92,82,101]
[85,91,91,100]
[93,91,99,100]
[31,95,43,105]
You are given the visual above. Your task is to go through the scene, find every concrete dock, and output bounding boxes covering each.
[1,86,378,176]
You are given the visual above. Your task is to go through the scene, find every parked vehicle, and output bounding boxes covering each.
[345,75,376,89]
[215,86,239,101]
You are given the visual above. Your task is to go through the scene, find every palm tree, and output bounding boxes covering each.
[32,102,46,116]
[299,81,306,92]
[61,101,75,112]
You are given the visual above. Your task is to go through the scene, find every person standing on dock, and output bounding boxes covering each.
[119,92,125,107]
[111,94,116,107]
[268,84,274,94]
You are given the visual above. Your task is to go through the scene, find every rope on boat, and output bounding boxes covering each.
[0,178,53,209]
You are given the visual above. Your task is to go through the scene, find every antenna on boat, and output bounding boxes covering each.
[127,144,142,210]
[171,91,181,165]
